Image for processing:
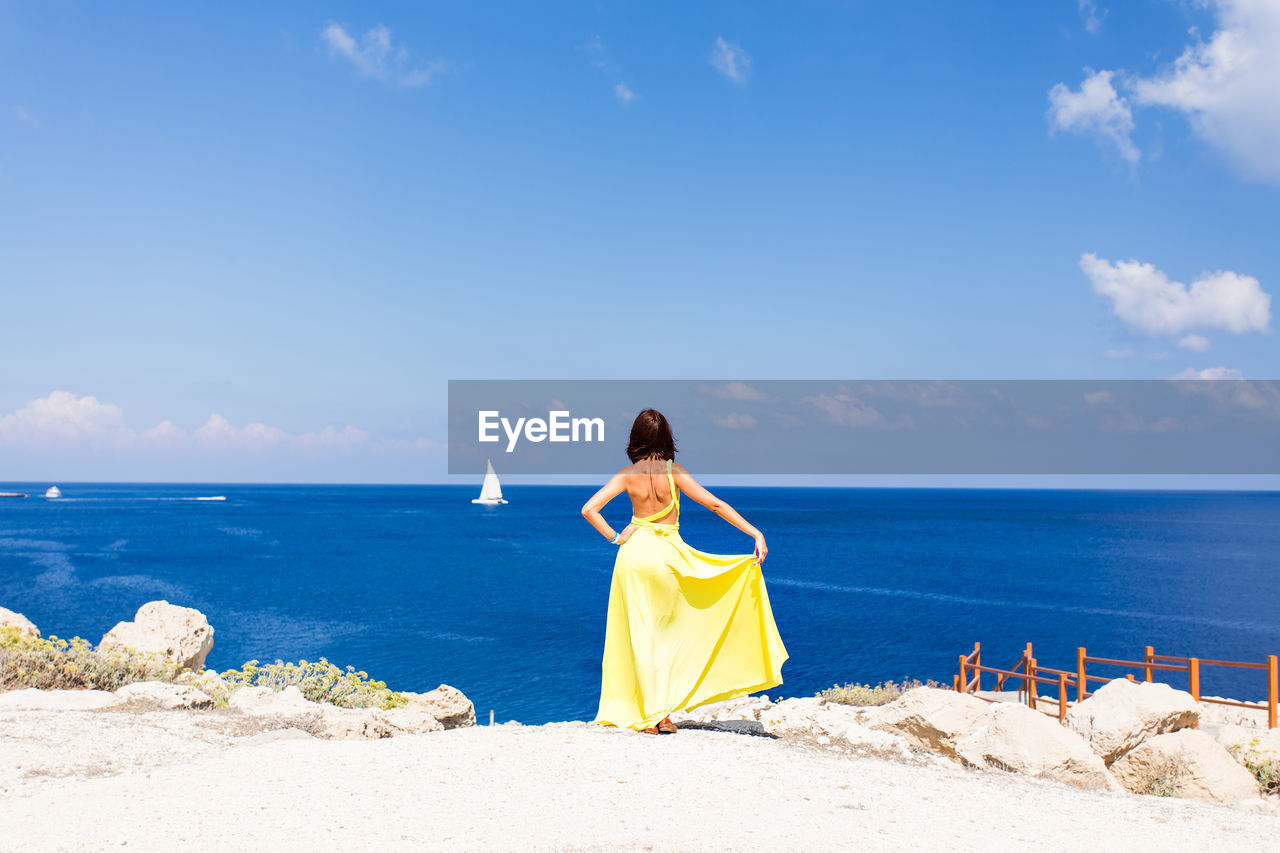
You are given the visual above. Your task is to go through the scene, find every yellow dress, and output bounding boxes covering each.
[593,461,789,730]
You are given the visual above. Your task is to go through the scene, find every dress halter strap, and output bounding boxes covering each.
[631,459,678,525]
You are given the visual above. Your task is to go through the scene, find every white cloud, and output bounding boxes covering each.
[1079,0,1106,34]
[1178,333,1212,351]
[1052,1,1280,183]
[703,381,772,402]
[0,391,424,459]
[1129,0,1280,182]
[1048,69,1139,166]
[583,36,610,70]
[193,414,289,448]
[0,391,125,444]
[710,413,757,430]
[710,36,751,84]
[1173,366,1244,379]
[1174,377,1280,413]
[141,420,186,445]
[321,23,447,87]
[1102,348,1171,360]
[802,393,891,428]
[615,82,637,103]
[1080,252,1271,337]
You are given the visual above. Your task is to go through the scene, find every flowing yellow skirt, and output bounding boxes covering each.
[593,522,789,730]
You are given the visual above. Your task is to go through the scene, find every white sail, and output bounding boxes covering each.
[472,459,508,505]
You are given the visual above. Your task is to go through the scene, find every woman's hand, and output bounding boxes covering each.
[752,534,768,564]
[615,524,636,546]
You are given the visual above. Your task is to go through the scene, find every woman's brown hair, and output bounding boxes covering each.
[626,408,677,463]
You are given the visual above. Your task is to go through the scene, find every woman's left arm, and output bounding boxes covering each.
[581,472,635,544]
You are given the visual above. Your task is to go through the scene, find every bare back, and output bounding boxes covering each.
[580,456,766,563]
[621,458,678,525]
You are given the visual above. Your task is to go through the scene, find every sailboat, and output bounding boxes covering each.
[471,459,508,506]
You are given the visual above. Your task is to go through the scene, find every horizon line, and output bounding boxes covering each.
[4,479,1280,494]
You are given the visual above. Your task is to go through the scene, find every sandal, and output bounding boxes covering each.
[657,716,677,734]
[641,725,661,734]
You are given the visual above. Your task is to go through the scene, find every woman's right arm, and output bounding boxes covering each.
[581,472,634,543]
[672,464,768,564]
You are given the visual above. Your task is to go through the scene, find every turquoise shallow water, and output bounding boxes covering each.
[2,484,1278,723]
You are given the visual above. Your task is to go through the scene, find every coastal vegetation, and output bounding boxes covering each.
[817,678,942,706]
[1141,759,1187,797]
[215,658,408,710]
[0,628,180,692]
[1231,739,1280,796]
[0,627,405,710]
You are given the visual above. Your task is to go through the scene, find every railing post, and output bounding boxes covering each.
[1188,658,1200,702]
[1058,673,1068,722]
[973,642,981,693]
[1144,646,1154,683]
[1028,657,1039,710]
[958,654,968,694]
[953,673,960,692]
[1266,654,1277,729]
[1024,643,1033,703]
[1076,647,1087,702]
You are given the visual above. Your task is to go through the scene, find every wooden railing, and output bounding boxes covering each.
[953,642,1279,729]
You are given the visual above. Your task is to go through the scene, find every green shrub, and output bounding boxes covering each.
[0,627,180,691]
[2,627,407,712]
[1230,739,1280,796]
[1143,759,1186,797]
[217,658,407,710]
[817,678,943,706]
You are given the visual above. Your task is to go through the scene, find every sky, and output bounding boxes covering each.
[1,1,1278,483]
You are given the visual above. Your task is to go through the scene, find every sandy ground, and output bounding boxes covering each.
[1,705,1276,852]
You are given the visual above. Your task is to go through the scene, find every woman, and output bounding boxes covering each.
[581,408,789,734]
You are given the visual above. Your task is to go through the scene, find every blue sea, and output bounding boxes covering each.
[2,484,1278,723]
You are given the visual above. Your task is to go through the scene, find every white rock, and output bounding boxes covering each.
[401,684,476,729]
[865,688,990,758]
[835,721,913,758]
[1110,729,1262,803]
[228,685,441,740]
[1212,724,1280,768]
[331,708,398,740]
[1065,678,1200,765]
[231,686,351,737]
[760,696,825,731]
[230,685,314,714]
[99,600,215,671]
[1198,696,1271,729]
[765,701,908,755]
[955,702,1121,792]
[373,704,445,735]
[0,606,40,638]
[670,695,775,726]
[113,681,214,710]
[237,728,314,746]
[0,688,117,710]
